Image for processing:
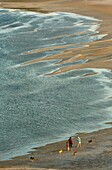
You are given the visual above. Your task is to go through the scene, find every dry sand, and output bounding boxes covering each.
[0,0,112,169]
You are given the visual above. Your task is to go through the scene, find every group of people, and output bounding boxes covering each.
[66,136,81,151]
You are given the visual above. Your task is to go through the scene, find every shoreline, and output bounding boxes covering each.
[0,0,112,75]
[0,121,111,161]
[0,127,112,169]
[0,0,112,169]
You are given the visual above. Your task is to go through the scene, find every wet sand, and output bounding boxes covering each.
[0,128,112,170]
[0,0,112,75]
[0,0,112,169]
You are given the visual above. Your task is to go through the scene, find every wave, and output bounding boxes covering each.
[0,9,111,161]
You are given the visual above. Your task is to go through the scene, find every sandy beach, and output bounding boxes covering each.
[0,0,112,169]
[0,127,112,170]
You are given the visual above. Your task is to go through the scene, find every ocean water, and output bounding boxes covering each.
[0,9,112,160]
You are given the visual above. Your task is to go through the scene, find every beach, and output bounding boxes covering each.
[0,0,112,169]
[0,127,112,170]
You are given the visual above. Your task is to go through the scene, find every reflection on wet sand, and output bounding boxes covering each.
[2,0,111,77]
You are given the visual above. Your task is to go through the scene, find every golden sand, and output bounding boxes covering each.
[0,0,112,75]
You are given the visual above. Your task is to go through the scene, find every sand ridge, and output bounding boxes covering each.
[0,0,112,75]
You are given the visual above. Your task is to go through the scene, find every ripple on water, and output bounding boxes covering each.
[0,9,111,161]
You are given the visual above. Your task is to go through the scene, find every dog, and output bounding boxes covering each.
[88,139,92,143]
[73,151,77,156]
[30,156,35,162]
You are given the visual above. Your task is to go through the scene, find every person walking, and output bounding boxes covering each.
[68,137,73,151]
[77,136,81,147]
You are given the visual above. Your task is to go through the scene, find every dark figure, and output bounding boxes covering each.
[68,137,73,150]
[88,139,92,144]
[30,156,35,162]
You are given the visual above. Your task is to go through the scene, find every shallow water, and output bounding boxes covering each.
[0,9,112,160]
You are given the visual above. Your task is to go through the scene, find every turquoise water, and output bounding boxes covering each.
[0,9,112,160]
